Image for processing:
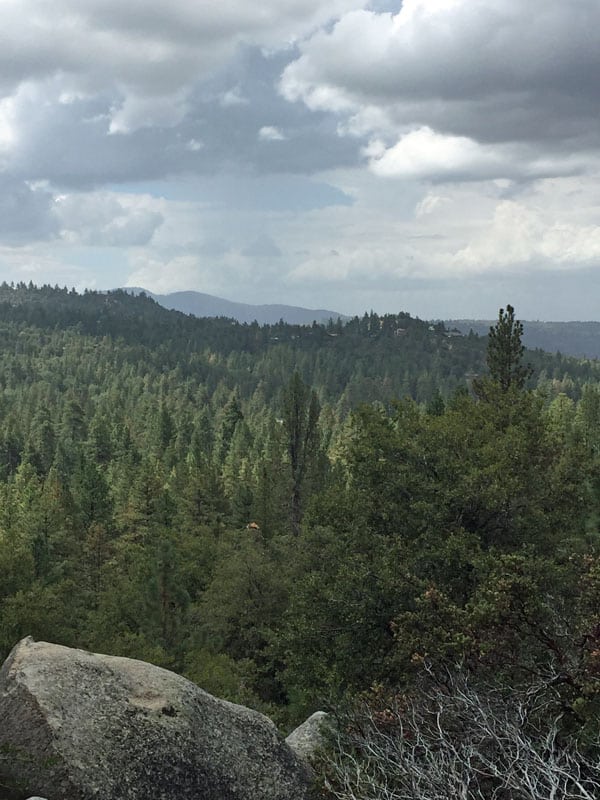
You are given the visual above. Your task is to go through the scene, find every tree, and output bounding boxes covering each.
[214,392,243,466]
[481,304,533,393]
[281,372,321,535]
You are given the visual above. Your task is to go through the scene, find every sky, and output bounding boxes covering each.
[1,0,600,320]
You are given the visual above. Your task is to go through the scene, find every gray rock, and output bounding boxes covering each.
[0,637,313,800]
[286,711,332,763]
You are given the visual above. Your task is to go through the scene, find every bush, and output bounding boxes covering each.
[321,670,600,800]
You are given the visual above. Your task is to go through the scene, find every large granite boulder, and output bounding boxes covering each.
[286,712,332,764]
[0,637,313,800]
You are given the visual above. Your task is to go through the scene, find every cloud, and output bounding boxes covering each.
[220,87,250,108]
[258,126,286,141]
[0,178,58,244]
[415,193,448,218]
[55,191,164,246]
[126,246,263,297]
[241,234,283,258]
[0,0,599,321]
[126,254,209,294]
[0,5,370,205]
[0,244,95,289]
[110,164,600,319]
[0,0,366,134]
[365,127,589,182]
[108,91,190,134]
[185,139,204,153]
[281,0,600,181]
[0,96,17,156]
[1,47,363,188]
[453,200,600,272]
[366,128,506,180]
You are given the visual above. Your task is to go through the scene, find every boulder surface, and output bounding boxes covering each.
[0,637,313,800]
[286,711,331,764]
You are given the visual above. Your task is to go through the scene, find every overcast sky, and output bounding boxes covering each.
[1,0,599,319]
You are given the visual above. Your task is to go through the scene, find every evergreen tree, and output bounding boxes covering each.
[480,304,533,393]
[281,372,320,536]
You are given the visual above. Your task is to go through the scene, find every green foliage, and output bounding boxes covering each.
[477,304,533,395]
[281,371,321,534]
[279,385,597,716]
[0,284,598,739]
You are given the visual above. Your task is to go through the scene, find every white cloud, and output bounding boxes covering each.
[274,168,600,291]
[415,193,448,218]
[259,126,286,141]
[126,247,255,297]
[55,191,164,246]
[220,88,249,108]
[365,127,591,182]
[288,246,415,284]
[367,128,505,180]
[453,200,600,272]
[185,138,204,152]
[0,245,93,287]
[108,90,189,134]
[126,254,206,294]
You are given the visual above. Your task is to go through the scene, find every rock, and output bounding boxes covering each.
[286,711,332,763]
[0,637,313,800]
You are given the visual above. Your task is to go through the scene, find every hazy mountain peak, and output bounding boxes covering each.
[122,288,347,326]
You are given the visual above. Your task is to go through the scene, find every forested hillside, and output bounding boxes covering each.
[2,284,600,773]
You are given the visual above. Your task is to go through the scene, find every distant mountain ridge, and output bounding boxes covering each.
[117,291,600,359]
[448,319,600,360]
[123,287,347,326]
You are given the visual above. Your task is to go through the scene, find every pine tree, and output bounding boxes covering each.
[485,305,533,392]
[473,305,533,402]
[281,372,320,535]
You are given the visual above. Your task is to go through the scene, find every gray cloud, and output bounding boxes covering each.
[242,234,283,258]
[0,0,366,131]
[4,48,363,189]
[0,1,341,89]
[0,0,598,322]
[0,178,58,244]
[281,0,600,180]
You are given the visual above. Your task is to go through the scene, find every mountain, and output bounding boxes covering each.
[448,319,600,360]
[122,292,600,359]
[123,287,347,326]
